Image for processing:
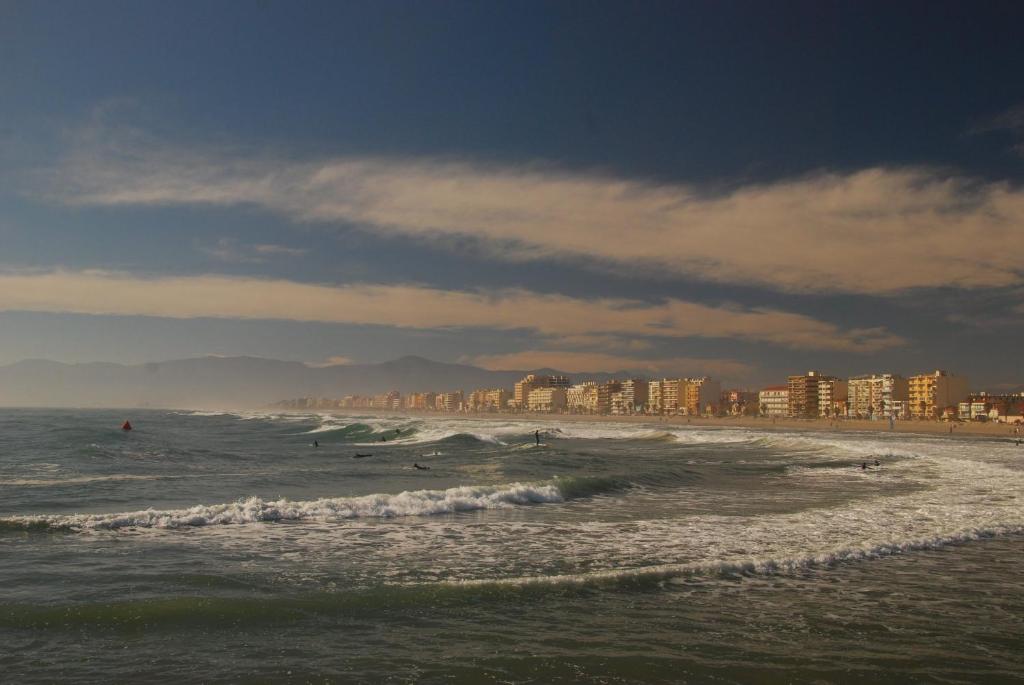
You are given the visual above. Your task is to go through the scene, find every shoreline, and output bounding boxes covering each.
[317,408,1023,440]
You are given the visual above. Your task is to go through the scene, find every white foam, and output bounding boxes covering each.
[7,482,565,531]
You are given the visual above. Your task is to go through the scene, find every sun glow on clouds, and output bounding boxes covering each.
[47,133,1024,295]
[0,270,904,353]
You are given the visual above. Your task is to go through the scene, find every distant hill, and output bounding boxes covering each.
[0,355,626,409]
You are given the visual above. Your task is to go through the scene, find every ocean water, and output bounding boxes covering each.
[1,409,1023,683]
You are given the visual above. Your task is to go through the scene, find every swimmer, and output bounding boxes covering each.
[413,462,430,471]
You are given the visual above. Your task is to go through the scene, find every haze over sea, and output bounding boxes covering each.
[1,408,1022,683]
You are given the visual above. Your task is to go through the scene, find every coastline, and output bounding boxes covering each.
[321,408,1023,440]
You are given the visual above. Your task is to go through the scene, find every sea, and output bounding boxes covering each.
[1,408,1022,684]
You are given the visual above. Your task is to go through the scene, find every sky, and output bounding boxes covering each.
[1,0,1023,389]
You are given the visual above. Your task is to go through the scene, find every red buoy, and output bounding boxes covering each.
[122,420,133,431]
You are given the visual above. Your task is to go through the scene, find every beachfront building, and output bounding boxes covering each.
[440,391,464,412]
[722,389,759,416]
[685,377,721,415]
[846,374,909,419]
[514,374,571,411]
[908,370,969,420]
[617,379,648,414]
[467,388,510,412]
[527,387,567,413]
[598,380,623,415]
[787,371,843,418]
[759,386,789,417]
[958,393,1024,422]
[405,392,436,410]
[648,379,689,415]
[818,377,848,418]
[567,382,599,414]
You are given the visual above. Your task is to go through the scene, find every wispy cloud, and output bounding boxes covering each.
[41,128,1024,295]
[467,350,752,379]
[0,269,905,353]
[307,355,355,368]
[970,103,1024,155]
[198,238,308,264]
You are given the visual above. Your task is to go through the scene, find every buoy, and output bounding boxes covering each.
[122,420,133,431]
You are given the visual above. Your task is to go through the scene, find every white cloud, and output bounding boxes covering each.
[43,130,1024,294]
[0,269,905,353]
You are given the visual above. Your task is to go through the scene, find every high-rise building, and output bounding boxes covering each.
[817,377,848,417]
[527,387,567,412]
[908,370,969,420]
[597,380,622,415]
[846,374,909,419]
[787,371,842,418]
[619,379,648,414]
[567,382,599,414]
[685,377,721,415]
[514,374,571,410]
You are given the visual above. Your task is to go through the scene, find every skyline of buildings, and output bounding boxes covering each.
[272,368,1024,424]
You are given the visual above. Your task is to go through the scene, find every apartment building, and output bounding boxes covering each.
[685,377,721,415]
[908,370,969,419]
[618,379,648,414]
[567,382,599,414]
[514,374,571,410]
[817,377,848,417]
[597,380,622,415]
[759,386,789,416]
[648,378,687,414]
[527,387,567,412]
[846,374,909,419]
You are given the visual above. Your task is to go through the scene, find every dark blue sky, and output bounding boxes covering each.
[1,1,1022,389]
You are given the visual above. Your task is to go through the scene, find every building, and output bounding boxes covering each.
[817,377,848,418]
[685,377,721,415]
[846,374,909,419]
[647,379,688,415]
[597,380,622,415]
[759,386,789,416]
[567,382,599,414]
[514,374,571,410]
[908,370,969,420]
[722,389,759,416]
[618,379,648,414]
[440,391,464,412]
[959,392,1024,422]
[787,371,842,418]
[527,387,567,412]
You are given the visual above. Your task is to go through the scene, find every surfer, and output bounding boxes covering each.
[314,440,319,448]
[535,430,541,446]
[396,429,401,435]
[121,420,133,431]
[861,462,868,470]
[874,459,880,466]
[413,463,430,470]
[354,453,372,458]
[381,435,387,442]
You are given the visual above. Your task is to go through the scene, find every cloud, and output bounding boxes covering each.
[970,103,1024,155]
[198,238,308,263]
[0,269,905,352]
[42,129,1024,294]
[468,350,752,379]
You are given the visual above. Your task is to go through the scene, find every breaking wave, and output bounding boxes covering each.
[0,476,621,532]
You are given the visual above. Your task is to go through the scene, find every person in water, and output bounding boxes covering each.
[314,440,319,448]
[861,462,868,470]
[381,435,387,442]
[535,430,541,446]
[874,459,880,466]
[413,463,430,470]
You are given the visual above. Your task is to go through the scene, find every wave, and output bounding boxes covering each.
[448,524,1024,591]
[0,476,621,532]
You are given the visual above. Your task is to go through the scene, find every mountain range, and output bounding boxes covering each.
[0,355,626,409]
